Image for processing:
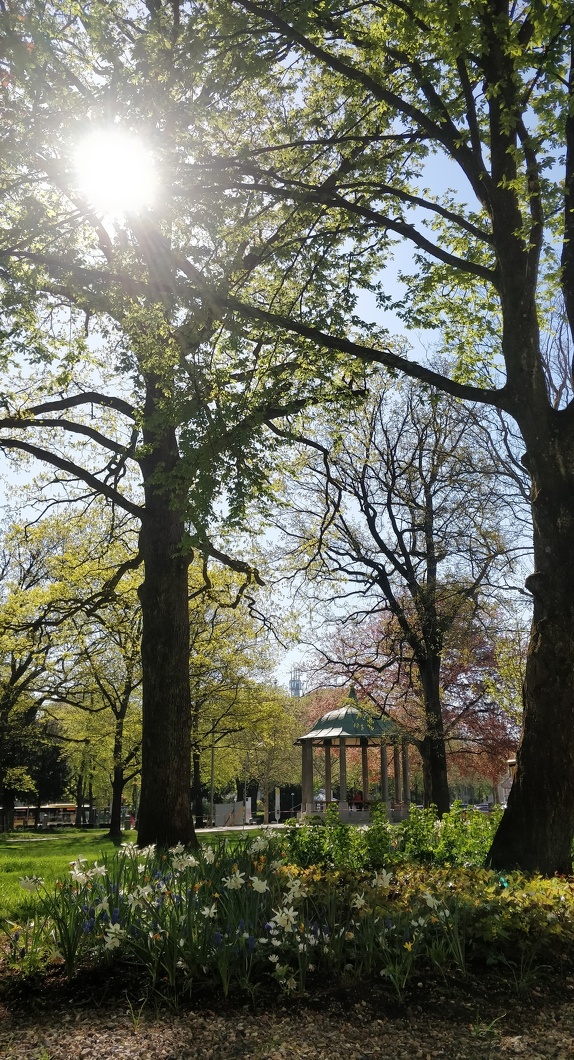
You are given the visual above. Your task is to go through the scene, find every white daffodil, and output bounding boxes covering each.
[351,892,367,910]
[222,870,245,890]
[170,842,185,855]
[173,853,199,872]
[19,876,43,892]
[250,876,269,893]
[90,862,107,878]
[271,906,297,931]
[423,892,440,911]
[201,903,218,918]
[69,867,89,884]
[94,898,109,915]
[138,844,156,858]
[120,843,139,858]
[250,836,268,853]
[203,846,215,865]
[285,877,307,900]
[103,923,124,950]
[371,869,393,890]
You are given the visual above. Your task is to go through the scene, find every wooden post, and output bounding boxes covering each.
[402,740,410,806]
[324,739,332,803]
[339,737,347,807]
[361,737,369,807]
[393,742,401,807]
[380,741,389,805]
[301,741,314,814]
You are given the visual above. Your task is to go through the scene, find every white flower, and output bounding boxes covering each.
[285,877,307,900]
[138,844,156,858]
[203,846,215,865]
[250,836,268,853]
[90,862,107,879]
[69,867,89,884]
[201,903,218,918]
[19,876,43,892]
[424,892,440,911]
[271,906,298,931]
[371,870,393,890]
[120,843,139,858]
[268,953,279,963]
[173,854,199,872]
[250,876,269,893]
[94,898,109,915]
[285,976,297,992]
[222,870,245,890]
[103,923,124,950]
[69,856,87,867]
[351,892,367,910]
[170,842,185,855]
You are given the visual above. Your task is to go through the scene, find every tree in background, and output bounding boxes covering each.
[273,377,522,812]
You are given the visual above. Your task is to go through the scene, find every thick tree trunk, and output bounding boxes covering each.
[488,466,574,873]
[136,381,197,849]
[418,657,450,816]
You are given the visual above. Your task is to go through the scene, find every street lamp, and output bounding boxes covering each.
[290,791,295,817]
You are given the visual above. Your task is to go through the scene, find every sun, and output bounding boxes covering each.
[74,129,156,215]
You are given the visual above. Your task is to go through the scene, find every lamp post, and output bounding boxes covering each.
[290,791,295,817]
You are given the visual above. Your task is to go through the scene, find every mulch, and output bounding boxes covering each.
[1,966,574,1059]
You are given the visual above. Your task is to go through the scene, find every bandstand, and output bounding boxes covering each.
[296,691,411,822]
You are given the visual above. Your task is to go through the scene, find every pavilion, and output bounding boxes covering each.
[295,690,412,820]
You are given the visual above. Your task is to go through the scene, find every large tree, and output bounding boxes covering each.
[0,1,361,846]
[183,0,574,874]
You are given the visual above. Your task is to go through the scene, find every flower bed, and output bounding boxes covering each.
[5,815,574,1003]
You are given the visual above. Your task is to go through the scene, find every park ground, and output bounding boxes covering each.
[1,830,574,1059]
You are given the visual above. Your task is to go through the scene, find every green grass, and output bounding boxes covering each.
[0,830,130,921]
[0,827,259,921]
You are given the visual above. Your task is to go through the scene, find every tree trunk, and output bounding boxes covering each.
[74,773,83,828]
[192,744,204,828]
[108,716,126,839]
[418,657,450,816]
[488,462,574,873]
[136,381,196,849]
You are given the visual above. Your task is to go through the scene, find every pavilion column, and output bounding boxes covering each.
[393,742,401,806]
[301,741,314,814]
[324,739,332,803]
[402,740,410,806]
[338,737,347,808]
[380,741,389,805]
[361,737,369,806]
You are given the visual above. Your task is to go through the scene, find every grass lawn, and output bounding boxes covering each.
[0,827,257,922]
[0,830,130,922]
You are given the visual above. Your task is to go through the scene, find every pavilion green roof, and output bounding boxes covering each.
[296,705,405,746]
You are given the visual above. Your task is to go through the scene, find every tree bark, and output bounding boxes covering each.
[417,656,450,816]
[108,717,125,840]
[136,379,197,849]
[192,743,205,828]
[488,451,574,873]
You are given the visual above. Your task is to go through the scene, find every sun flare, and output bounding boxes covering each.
[74,129,156,215]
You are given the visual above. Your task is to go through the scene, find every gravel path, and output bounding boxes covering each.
[1,996,574,1060]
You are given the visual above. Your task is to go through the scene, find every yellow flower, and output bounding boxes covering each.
[404,941,413,951]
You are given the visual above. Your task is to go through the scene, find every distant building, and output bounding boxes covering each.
[289,667,303,698]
